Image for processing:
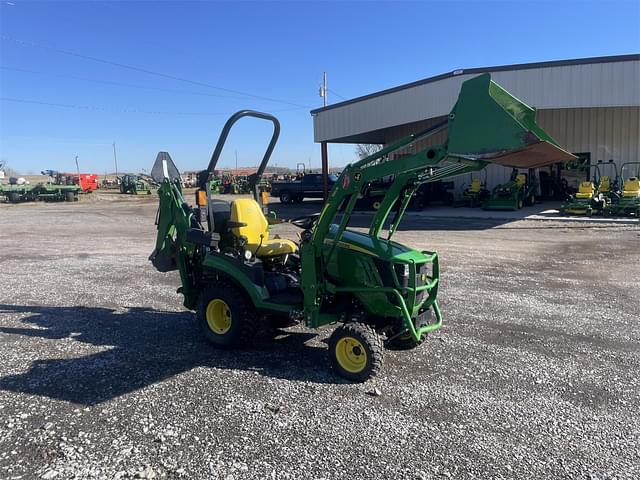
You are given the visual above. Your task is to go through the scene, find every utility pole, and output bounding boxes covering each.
[320,71,328,107]
[74,155,80,177]
[320,71,329,200]
[112,142,119,178]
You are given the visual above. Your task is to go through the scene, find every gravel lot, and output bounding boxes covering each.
[1,194,639,480]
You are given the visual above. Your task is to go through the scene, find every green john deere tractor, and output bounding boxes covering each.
[208,177,222,194]
[483,168,538,211]
[149,73,574,381]
[120,174,153,195]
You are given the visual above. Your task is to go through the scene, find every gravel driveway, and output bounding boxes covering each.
[1,195,638,479]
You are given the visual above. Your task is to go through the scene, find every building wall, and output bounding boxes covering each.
[313,58,640,143]
[382,106,640,192]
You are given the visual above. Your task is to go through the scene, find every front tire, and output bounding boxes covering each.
[64,191,76,202]
[328,323,384,382]
[197,283,257,348]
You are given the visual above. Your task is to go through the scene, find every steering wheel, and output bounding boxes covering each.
[289,213,320,230]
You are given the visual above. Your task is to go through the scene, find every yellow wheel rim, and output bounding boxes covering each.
[372,201,381,210]
[206,299,232,334]
[335,336,368,373]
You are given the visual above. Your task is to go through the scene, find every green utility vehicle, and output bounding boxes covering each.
[483,168,538,211]
[120,174,153,195]
[149,74,574,381]
[606,162,640,217]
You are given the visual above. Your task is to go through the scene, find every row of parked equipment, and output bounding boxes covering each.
[453,169,538,211]
[0,170,96,203]
[0,171,160,202]
[560,161,640,217]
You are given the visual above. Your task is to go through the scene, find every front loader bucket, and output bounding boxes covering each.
[447,74,576,168]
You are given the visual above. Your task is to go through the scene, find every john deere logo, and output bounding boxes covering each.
[354,172,362,181]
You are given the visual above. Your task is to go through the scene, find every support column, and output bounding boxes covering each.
[321,141,329,201]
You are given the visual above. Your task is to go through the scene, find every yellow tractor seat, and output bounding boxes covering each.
[468,179,482,193]
[599,176,610,193]
[622,177,640,198]
[230,199,297,257]
[575,181,594,199]
[515,174,526,187]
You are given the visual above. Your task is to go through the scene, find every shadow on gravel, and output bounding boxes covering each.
[0,304,333,405]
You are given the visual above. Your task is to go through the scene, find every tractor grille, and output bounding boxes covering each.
[413,262,432,305]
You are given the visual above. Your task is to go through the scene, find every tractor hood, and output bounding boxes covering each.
[326,225,426,263]
[447,73,576,168]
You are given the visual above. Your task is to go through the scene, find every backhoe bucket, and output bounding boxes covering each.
[151,151,181,183]
[447,74,576,168]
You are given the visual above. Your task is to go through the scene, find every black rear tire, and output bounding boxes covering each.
[64,191,76,202]
[7,192,20,203]
[279,191,292,204]
[328,322,384,382]
[196,282,257,349]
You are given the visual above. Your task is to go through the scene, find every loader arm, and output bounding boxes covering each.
[301,73,576,328]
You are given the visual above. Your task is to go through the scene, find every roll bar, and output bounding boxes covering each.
[204,110,280,201]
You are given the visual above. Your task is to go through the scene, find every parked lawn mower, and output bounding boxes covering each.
[560,164,607,216]
[149,73,574,381]
[595,159,620,204]
[606,162,640,217]
[454,171,490,207]
[483,169,538,211]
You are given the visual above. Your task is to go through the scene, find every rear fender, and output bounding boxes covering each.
[201,253,269,308]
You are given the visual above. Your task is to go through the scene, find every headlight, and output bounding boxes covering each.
[394,263,410,288]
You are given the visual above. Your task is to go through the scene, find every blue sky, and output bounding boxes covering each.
[1,0,639,174]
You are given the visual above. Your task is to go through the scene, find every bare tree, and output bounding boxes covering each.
[0,160,19,178]
[355,143,382,160]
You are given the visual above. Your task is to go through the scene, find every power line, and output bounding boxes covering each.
[0,66,255,101]
[327,88,346,100]
[1,35,313,108]
[0,96,304,116]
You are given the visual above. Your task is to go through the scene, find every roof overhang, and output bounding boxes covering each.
[311,54,640,144]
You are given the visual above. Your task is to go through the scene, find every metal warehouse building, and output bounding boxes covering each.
[311,54,640,196]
